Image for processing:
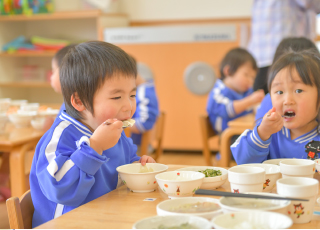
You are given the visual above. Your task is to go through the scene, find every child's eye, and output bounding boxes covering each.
[295,89,303,93]
[111,96,121,100]
[276,91,283,95]
[131,95,136,98]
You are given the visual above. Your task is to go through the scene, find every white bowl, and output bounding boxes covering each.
[10,99,28,107]
[156,197,222,220]
[228,166,265,193]
[218,192,290,215]
[133,215,212,229]
[20,103,40,112]
[176,166,228,189]
[31,117,46,130]
[116,163,168,192]
[0,98,11,113]
[241,163,281,192]
[0,113,8,134]
[315,159,320,173]
[277,177,319,224]
[8,111,36,128]
[155,171,204,199]
[38,108,59,117]
[263,158,291,165]
[280,159,315,178]
[211,211,292,229]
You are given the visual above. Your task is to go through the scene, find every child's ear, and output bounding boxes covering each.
[71,92,86,112]
[223,65,230,77]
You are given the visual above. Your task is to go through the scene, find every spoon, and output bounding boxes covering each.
[195,189,308,201]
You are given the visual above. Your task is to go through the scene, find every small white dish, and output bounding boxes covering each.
[133,215,212,229]
[116,163,168,193]
[176,166,228,189]
[241,163,281,192]
[280,159,315,178]
[155,171,204,199]
[228,165,265,193]
[211,211,292,229]
[156,197,222,220]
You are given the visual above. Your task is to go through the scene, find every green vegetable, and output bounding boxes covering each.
[198,169,222,177]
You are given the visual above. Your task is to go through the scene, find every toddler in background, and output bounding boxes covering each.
[30,41,156,227]
[129,57,159,153]
[207,47,264,135]
[255,37,319,122]
[232,50,320,164]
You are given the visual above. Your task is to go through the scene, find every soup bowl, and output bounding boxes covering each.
[280,159,315,178]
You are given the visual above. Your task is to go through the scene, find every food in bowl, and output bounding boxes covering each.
[211,211,293,229]
[155,171,204,198]
[133,215,212,229]
[116,163,168,192]
[139,165,154,173]
[198,169,222,177]
[177,166,228,190]
[218,193,290,215]
[157,197,222,220]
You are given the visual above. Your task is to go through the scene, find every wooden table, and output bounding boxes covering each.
[0,123,44,197]
[220,114,255,167]
[37,164,320,229]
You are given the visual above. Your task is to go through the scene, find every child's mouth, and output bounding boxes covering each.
[283,111,295,118]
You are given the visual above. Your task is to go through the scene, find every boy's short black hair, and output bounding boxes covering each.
[220,48,257,80]
[53,44,77,67]
[60,41,137,120]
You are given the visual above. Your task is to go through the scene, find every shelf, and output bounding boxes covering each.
[0,10,126,21]
[0,82,51,88]
[0,51,56,57]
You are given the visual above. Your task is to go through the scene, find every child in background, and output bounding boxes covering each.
[30,41,156,227]
[130,57,159,153]
[207,48,264,134]
[43,44,76,130]
[232,50,320,164]
[255,37,319,122]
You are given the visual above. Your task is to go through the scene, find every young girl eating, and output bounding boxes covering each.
[231,50,320,164]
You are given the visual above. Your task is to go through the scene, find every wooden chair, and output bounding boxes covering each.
[6,189,34,229]
[199,115,219,166]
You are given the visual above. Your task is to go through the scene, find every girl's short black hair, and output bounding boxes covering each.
[268,50,320,114]
[60,41,137,120]
[220,48,257,80]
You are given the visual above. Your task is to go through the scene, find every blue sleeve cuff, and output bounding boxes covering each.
[71,141,108,175]
[247,125,272,150]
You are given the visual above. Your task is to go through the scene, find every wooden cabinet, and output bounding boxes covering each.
[0,10,128,103]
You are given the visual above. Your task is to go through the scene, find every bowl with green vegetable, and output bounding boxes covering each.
[177,166,228,190]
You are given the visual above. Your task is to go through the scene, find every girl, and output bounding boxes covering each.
[231,50,320,164]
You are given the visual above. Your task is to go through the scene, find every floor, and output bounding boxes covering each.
[0,151,236,229]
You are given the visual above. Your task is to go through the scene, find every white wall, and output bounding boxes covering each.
[119,0,253,21]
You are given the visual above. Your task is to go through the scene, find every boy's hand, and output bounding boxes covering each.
[139,155,156,166]
[250,89,265,104]
[257,107,283,141]
[90,119,123,155]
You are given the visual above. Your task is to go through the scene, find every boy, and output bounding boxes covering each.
[30,41,156,227]
[207,48,264,134]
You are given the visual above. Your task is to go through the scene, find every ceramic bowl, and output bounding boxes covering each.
[277,177,319,224]
[155,171,204,199]
[218,192,290,215]
[315,159,320,173]
[38,108,60,117]
[156,197,222,220]
[116,163,168,192]
[133,215,212,229]
[228,166,265,193]
[31,117,46,130]
[280,159,315,178]
[0,98,11,113]
[176,166,228,189]
[8,111,36,128]
[10,99,28,107]
[241,163,281,192]
[211,211,292,229]
[263,158,291,166]
[20,103,40,112]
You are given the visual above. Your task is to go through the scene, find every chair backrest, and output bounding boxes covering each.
[199,115,218,165]
[6,190,34,229]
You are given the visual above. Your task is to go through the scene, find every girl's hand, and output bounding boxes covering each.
[257,107,283,141]
[90,119,123,155]
[139,155,156,166]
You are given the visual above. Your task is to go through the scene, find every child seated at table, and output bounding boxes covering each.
[206,48,264,135]
[255,37,319,123]
[231,50,320,164]
[129,57,159,154]
[29,41,156,228]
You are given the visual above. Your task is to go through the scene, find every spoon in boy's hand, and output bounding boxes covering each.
[104,119,135,128]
